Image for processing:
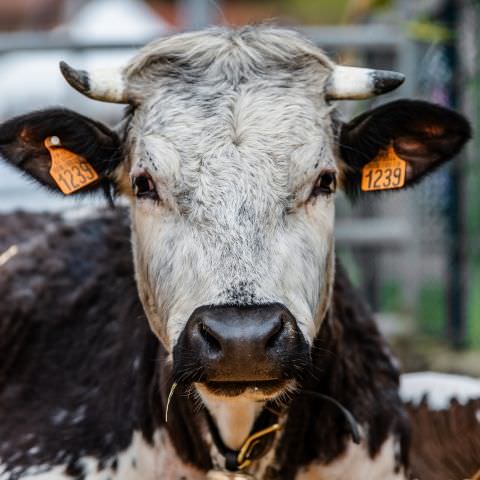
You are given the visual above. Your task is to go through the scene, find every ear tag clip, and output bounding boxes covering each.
[44,136,99,195]
[361,144,406,192]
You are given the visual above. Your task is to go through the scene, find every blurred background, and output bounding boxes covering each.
[0,0,479,374]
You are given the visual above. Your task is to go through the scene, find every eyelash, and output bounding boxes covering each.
[309,171,337,198]
[131,174,159,201]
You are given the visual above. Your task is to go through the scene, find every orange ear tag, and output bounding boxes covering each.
[44,136,99,195]
[361,144,406,192]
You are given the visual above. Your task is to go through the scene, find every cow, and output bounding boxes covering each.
[0,26,472,480]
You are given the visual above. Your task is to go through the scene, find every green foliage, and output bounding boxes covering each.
[468,258,480,347]
[371,0,392,8]
[281,0,350,24]
[407,19,453,43]
[379,280,403,312]
[465,2,480,347]
[418,282,445,336]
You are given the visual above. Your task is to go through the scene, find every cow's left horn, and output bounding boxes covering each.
[326,66,405,100]
[59,61,128,103]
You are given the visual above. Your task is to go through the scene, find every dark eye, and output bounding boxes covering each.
[132,174,159,201]
[311,171,337,197]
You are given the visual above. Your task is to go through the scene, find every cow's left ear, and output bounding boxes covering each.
[0,108,121,196]
[339,99,471,196]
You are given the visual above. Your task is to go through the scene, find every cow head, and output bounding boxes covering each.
[0,28,470,408]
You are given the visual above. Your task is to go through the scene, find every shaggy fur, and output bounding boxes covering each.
[0,208,407,480]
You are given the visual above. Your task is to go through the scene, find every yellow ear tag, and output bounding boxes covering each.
[361,144,406,192]
[44,136,99,195]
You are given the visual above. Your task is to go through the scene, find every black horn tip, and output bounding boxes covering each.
[372,70,405,95]
[59,61,90,93]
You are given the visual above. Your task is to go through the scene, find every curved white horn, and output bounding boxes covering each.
[59,61,128,103]
[326,66,405,100]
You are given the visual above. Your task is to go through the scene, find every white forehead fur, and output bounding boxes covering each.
[121,26,338,349]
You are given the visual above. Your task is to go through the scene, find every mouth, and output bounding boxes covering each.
[203,379,289,397]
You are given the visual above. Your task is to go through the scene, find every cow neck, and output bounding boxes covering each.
[205,405,282,472]
[203,393,359,475]
[198,392,264,451]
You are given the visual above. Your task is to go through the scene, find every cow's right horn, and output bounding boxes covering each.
[59,61,128,104]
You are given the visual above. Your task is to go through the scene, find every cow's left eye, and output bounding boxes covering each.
[132,174,159,201]
[311,171,337,197]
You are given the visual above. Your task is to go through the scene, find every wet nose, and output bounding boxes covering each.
[177,303,303,382]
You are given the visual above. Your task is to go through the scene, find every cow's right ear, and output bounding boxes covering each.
[0,108,121,196]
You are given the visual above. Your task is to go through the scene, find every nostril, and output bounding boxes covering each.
[199,322,222,353]
[265,317,285,351]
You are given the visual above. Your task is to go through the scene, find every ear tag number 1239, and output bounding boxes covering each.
[361,144,406,192]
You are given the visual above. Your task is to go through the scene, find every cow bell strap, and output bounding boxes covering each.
[205,392,360,473]
[206,408,282,472]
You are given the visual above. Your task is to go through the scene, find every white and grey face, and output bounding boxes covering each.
[119,29,339,353]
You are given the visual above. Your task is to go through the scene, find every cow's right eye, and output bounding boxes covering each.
[132,174,159,201]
